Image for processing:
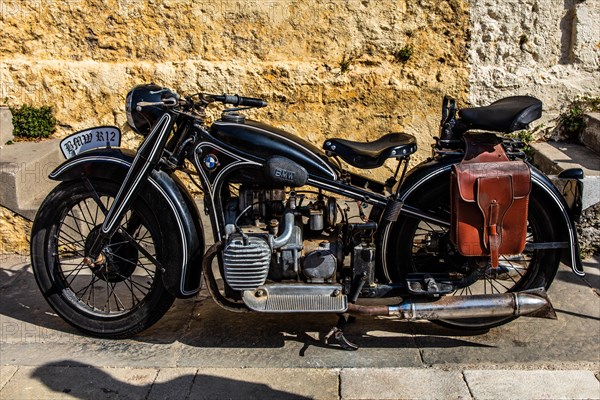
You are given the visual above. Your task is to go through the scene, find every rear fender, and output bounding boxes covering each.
[385,157,583,276]
[49,148,205,298]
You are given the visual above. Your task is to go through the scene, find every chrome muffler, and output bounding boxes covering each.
[347,288,556,320]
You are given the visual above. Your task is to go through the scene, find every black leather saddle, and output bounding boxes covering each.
[323,133,417,169]
[459,96,542,133]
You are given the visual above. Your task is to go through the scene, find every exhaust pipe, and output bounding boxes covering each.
[347,288,556,320]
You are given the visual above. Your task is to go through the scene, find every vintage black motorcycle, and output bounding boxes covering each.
[30,84,584,349]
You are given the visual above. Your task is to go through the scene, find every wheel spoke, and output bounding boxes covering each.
[105,275,111,312]
[110,252,138,266]
[65,262,86,286]
[83,177,109,216]
[491,277,511,291]
[85,275,97,306]
[81,200,98,230]
[136,261,156,279]
[505,258,525,278]
[124,278,142,304]
[75,275,95,298]
[110,283,126,311]
[58,223,87,246]
[68,212,95,231]
[118,228,162,270]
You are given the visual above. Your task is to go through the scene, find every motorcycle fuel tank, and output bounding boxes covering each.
[211,118,339,180]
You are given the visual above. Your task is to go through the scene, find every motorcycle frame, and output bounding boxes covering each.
[48,108,584,301]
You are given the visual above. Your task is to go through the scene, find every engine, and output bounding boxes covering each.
[222,185,344,291]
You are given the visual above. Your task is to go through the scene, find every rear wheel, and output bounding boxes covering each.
[31,179,175,338]
[386,175,561,330]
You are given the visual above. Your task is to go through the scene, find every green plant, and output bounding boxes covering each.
[509,129,535,159]
[558,97,600,141]
[393,45,413,63]
[9,105,56,140]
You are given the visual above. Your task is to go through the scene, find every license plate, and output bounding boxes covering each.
[60,126,121,159]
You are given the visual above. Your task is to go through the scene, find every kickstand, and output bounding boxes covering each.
[324,313,359,351]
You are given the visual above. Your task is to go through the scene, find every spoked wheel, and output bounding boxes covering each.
[31,179,174,338]
[387,176,561,330]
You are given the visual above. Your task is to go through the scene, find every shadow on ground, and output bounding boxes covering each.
[0,266,489,351]
[27,361,311,400]
[2,260,599,368]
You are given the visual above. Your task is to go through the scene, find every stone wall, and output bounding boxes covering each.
[2,1,599,255]
[0,206,30,255]
[1,0,470,180]
[469,0,600,125]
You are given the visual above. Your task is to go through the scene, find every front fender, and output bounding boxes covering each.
[49,148,205,298]
[390,156,583,275]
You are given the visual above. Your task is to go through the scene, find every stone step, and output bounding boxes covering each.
[581,112,600,155]
[0,138,63,220]
[531,141,600,210]
[0,106,15,144]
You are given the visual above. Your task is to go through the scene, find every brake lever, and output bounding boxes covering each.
[136,97,178,110]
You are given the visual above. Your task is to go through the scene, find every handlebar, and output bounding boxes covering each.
[135,92,268,112]
[210,94,268,108]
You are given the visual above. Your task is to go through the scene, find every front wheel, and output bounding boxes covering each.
[31,179,175,338]
[386,174,561,330]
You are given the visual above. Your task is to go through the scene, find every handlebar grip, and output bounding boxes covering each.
[213,94,267,108]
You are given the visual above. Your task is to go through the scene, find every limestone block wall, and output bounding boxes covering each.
[1,0,470,180]
[469,0,600,123]
[1,1,599,255]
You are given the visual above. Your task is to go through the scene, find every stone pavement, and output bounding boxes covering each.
[1,254,599,399]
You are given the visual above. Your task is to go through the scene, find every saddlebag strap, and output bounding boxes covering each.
[462,133,509,163]
[451,134,531,268]
[477,175,514,268]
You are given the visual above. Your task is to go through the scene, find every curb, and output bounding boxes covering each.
[1,365,598,400]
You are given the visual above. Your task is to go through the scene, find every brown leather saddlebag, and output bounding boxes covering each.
[450,135,531,268]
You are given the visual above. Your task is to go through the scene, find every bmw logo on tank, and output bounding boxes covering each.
[203,154,219,170]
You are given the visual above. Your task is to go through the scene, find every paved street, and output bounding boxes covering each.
[1,254,599,399]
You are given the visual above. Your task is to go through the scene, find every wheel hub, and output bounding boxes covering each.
[84,226,139,283]
[423,232,471,273]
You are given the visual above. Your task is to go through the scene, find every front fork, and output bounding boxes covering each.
[85,113,176,263]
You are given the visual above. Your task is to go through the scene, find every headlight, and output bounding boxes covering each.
[125,89,135,130]
[124,84,169,136]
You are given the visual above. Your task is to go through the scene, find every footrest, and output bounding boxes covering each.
[406,274,454,296]
[242,284,348,313]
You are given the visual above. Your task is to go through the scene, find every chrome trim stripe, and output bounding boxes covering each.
[102,114,172,234]
[193,142,262,239]
[531,175,583,276]
[399,167,451,202]
[215,122,338,179]
[149,180,193,295]
[50,156,130,179]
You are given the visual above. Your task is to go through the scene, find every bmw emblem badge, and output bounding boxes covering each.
[203,154,219,170]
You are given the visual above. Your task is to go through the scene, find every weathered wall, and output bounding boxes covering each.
[0,206,30,254]
[2,1,599,256]
[469,0,600,124]
[1,0,470,180]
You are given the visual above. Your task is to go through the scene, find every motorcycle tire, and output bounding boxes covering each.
[387,175,561,330]
[31,178,175,338]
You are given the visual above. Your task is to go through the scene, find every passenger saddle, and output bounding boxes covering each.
[459,96,542,133]
[323,133,417,169]
[451,133,531,268]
